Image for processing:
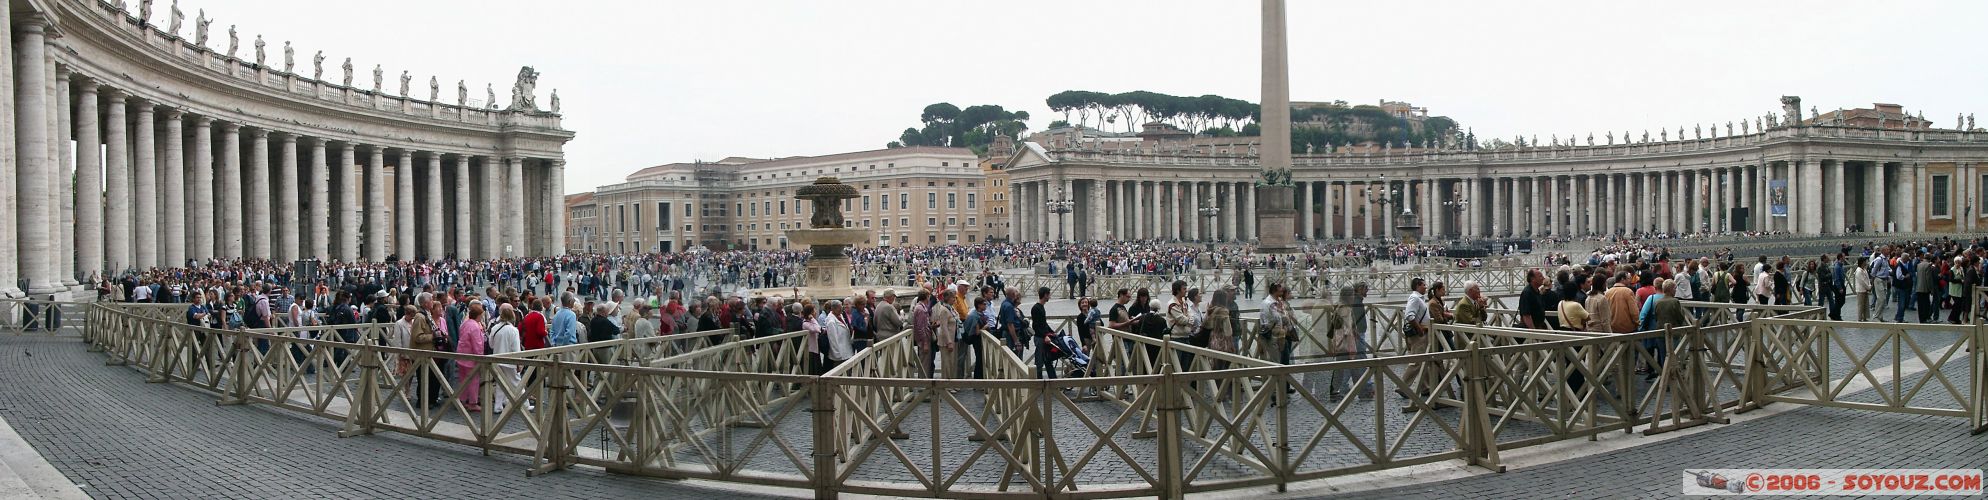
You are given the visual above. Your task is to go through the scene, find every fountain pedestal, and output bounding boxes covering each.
[785,227,868,300]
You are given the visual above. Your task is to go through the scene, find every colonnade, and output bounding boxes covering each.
[0,8,570,299]
[1008,160,1927,243]
[1009,179,1261,243]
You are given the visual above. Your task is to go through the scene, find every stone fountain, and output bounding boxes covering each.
[785,177,869,299]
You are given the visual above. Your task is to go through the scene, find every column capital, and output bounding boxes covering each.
[193,114,213,126]
[16,13,51,32]
[278,132,299,144]
[251,128,270,139]
[163,108,185,120]
[220,121,241,132]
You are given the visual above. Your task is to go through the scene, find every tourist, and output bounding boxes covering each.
[846,295,872,352]
[456,303,487,412]
[1603,273,1638,334]
[1031,286,1057,379]
[911,290,935,378]
[488,304,523,413]
[586,303,620,364]
[930,291,959,379]
[961,296,987,379]
[1914,254,1938,323]
[1261,283,1298,365]
[819,300,854,373]
[1397,278,1432,401]
[874,290,904,338]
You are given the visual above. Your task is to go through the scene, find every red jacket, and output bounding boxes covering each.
[520,310,549,350]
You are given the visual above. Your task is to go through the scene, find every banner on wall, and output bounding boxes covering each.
[1769,179,1788,217]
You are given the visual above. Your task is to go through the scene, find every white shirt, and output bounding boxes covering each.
[489,322,521,356]
[818,313,853,361]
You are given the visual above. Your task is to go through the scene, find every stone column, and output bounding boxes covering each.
[308,138,330,260]
[277,134,299,262]
[339,143,359,261]
[161,110,186,266]
[547,159,566,255]
[1804,159,1823,235]
[1185,181,1200,240]
[1380,181,1394,240]
[248,128,271,259]
[395,150,415,259]
[454,155,472,257]
[78,81,108,274]
[1528,176,1542,237]
[364,147,385,261]
[1584,175,1597,237]
[1863,162,1881,232]
[1486,178,1500,238]
[1907,162,1923,232]
[132,99,157,267]
[55,66,76,290]
[424,154,443,259]
[509,157,527,254]
[1821,160,1840,234]
[219,122,243,259]
[481,157,501,258]
[1298,181,1313,240]
[0,7,18,298]
[190,116,215,260]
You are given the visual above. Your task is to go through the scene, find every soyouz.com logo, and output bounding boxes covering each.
[1682,469,1983,495]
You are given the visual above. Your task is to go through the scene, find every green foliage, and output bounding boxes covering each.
[1045,89,1258,134]
[1284,106,1461,153]
[891,102,1030,152]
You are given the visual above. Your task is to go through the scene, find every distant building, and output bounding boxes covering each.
[1809,103,1935,130]
[579,146,991,252]
[564,193,598,253]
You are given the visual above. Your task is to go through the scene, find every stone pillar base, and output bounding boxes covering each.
[802,256,854,300]
[1255,185,1297,253]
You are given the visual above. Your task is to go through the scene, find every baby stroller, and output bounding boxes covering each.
[1041,330,1091,377]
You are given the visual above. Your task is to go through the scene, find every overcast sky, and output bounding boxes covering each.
[171,0,1988,193]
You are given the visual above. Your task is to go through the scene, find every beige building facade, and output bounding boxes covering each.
[581,147,992,252]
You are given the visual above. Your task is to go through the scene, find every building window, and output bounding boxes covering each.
[634,204,642,229]
[780,201,787,215]
[967,217,976,226]
[882,218,890,227]
[1933,174,1951,217]
[928,235,937,244]
[946,217,956,226]
[942,162,949,167]
[750,204,757,216]
[967,182,976,188]
[900,218,909,227]
[928,193,937,209]
[863,219,872,228]
[928,217,938,226]
[947,234,958,242]
[684,224,692,232]
[947,193,956,209]
[863,196,871,211]
[618,205,626,232]
[900,194,908,210]
[880,194,889,211]
[968,235,977,243]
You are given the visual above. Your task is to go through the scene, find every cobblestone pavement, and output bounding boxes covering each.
[0,335,788,500]
[1329,403,1988,499]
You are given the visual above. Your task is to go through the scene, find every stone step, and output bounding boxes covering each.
[0,416,89,500]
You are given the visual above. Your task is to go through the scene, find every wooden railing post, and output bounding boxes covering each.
[217,330,254,406]
[1461,339,1504,471]
[337,347,381,437]
[531,362,572,476]
[811,377,838,500]
[1155,362,1185,500]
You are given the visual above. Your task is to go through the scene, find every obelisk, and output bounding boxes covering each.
[1254,0,1298,253]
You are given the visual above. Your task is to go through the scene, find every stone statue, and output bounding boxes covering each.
[508,66,540,111]
[253,35,264,66]
[372,64,383,93]
[1304,143,1314,154]
[226,25,237,58]
[1694,124,1701,140]
[457,80,467,106]
[341,57,353,87]
[1743,119,1750,135]
[1550,134,1558,146]
[282,41,294,73]
[1660,129,1667,142]
[429,76,439,102]
[1605,131,1614,145]
[1811,106,1819,122]
[1642,130,1649,143]
[1780,96,1802,125]
[549,88,560,113]
[1678,126,1685,140]
[139,0,153,24]
[1969,113,1976,131]
[193,9,209,46]
[1726,121,1733,136]
[398,70,410,97]
[486,84,496,109]
[1836,108,1846,126]
[313,51,324,79]
[1586,133,1593,146]
[167,0,182,35]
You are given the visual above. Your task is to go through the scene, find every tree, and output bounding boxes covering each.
[887,102,1031,153]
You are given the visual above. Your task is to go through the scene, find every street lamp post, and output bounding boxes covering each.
[1443,188,1470,240]
[1046,187,1075,243]
[1199,194,1222,252]
[1367,174,1401,241]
